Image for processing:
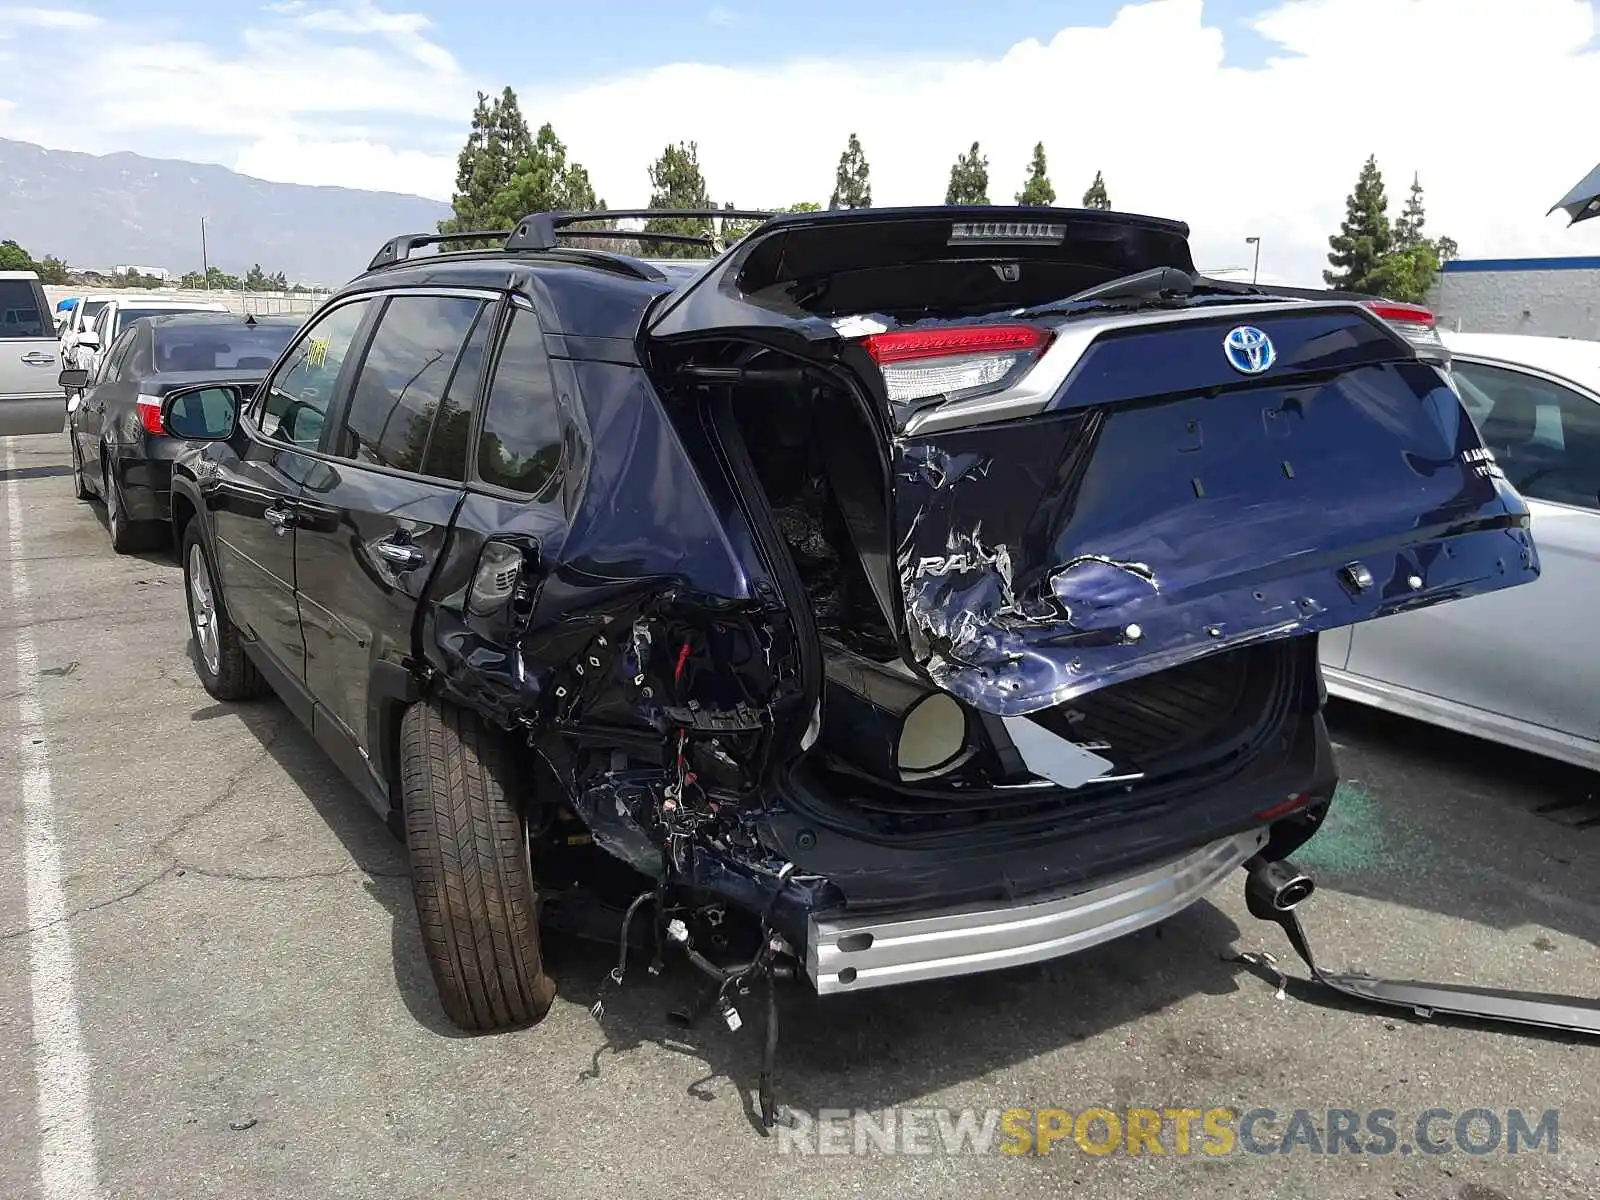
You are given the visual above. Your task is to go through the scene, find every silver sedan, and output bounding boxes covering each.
[1320,329,1600,770]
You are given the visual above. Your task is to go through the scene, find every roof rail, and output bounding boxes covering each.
[365,209,778,273]
[505,208,776,252]
[367,229,512,272]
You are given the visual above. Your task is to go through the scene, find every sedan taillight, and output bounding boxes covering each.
[135,394,166,436]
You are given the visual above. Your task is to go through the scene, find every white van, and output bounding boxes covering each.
[0,270,63,436]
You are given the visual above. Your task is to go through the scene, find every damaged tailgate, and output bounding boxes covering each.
[645,207,1539,715]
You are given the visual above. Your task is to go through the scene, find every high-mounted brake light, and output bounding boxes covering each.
[860,324,1054,412]
[136,394,166,436]
[948,220,1066,246]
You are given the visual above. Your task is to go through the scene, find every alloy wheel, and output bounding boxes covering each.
[187,542,221,676]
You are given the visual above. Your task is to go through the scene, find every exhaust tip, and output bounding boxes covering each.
[1244,856,1315,920]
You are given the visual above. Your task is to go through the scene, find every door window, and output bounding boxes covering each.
[1452,360,1600,512]
[419,306,495,482]
[253,299,374,450]
[0,279,47,338]
[333,294,486,476]
[475,306,564,496]
[97,327,139,384]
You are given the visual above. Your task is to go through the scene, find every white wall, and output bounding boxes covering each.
[1427,260,1600,338]
[43,284,325,318]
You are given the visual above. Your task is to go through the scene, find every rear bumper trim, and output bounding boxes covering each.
[805,826,1267,994]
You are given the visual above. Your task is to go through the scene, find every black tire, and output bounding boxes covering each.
[103,453,154,554]
[400,698,556,1032]
[181,521,267,701]
[69,437,90,501]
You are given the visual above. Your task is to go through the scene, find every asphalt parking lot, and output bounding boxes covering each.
[1,432,1596,1200]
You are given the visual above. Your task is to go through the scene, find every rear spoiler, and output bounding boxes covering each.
[647,205,1199,344]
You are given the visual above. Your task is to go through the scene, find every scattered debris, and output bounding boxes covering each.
[228,1117,258,1132]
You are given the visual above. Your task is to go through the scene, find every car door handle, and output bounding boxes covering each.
[263,504,297,534]
[374,538,425,569]
[21,351,55,366]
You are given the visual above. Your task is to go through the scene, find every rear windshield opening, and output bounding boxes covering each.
[154,324,297,371]
[735,214,1197,322]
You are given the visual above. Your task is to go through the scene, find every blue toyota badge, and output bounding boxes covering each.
[1223,325,1276,375]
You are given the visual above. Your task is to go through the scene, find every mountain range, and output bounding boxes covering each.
[0,137,451,287]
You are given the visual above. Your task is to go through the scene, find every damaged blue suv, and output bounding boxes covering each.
[161,206,1537,1078]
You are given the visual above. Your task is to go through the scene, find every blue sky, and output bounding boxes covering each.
[2,0,1599,283]
[157,0,1284,80]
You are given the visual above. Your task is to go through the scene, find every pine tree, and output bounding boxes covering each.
[829,133,872,209]
[439,87,534,235]
[1081,170,1110,210]
[500,122,600,220]
[1393,173,1427,250]
[644,141,715,258]
[1016,143,1055,206]
[945,142,990,205]
[1324,154,1391,291]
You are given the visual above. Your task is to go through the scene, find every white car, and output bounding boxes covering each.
[1320,330,1600,770]
[63,295,230,387]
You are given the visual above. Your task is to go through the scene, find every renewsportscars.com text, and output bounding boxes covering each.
[775,1106,1559,1158]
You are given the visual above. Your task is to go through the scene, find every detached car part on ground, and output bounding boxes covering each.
[157,205,1586,1129]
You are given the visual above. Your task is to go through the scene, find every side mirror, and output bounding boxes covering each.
[76,331,100,351]
[162,385,241,441]
[58,368,89,390]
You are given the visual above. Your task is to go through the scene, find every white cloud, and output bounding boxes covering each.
[520,0,1600,284]
[0,6,102,30]
[233,133,455,199]
[3,0,1598,285]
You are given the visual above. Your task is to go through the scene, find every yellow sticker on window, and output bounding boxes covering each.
[306,336,329,368]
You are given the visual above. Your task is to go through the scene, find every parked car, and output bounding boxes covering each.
[0,269,63,436]
[1321,330,1600,770]
[62,294,231,393]
[59,312,300,552]
[57,294,113,378]
[159,205,1535,1040]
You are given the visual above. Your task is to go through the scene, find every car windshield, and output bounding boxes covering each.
[80,299,108,321]
[0,279,48,338]
[153,323,297,371]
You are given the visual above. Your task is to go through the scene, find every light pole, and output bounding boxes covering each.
[1245,235,1261,284]
[200,216,210,289]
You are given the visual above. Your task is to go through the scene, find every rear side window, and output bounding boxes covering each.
[476,307,563,495]
[0,279,48,338]
[335,295,485,475]
[1453,359,1600,512]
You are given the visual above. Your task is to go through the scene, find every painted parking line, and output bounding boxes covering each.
[5,440,100,1200]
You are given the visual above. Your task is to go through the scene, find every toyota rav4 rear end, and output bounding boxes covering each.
[616,205,1536,995]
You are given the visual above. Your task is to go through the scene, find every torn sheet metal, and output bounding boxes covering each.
[890,333,1538,718]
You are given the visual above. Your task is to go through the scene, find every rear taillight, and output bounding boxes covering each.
[1363,300,1445,352]
[136,394,166,436]
[860,323,1053,411]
